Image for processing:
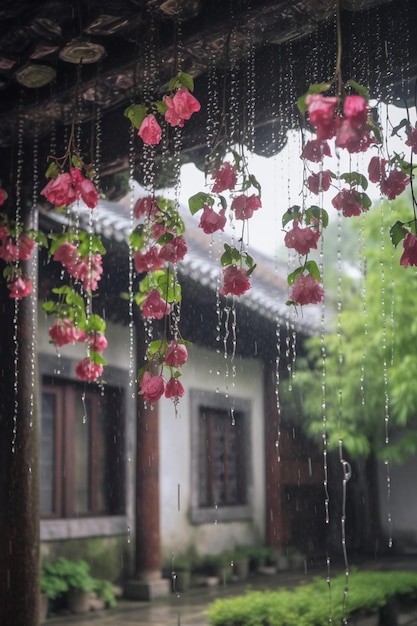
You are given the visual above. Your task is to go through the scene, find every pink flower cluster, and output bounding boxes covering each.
[368,156,409,201]
[138,86,201,146]
[139,340,188,404]
[53,241,103,292]
[0,219,36,300]
[41,167,99,209]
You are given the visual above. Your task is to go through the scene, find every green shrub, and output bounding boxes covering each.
[207,570,417,626]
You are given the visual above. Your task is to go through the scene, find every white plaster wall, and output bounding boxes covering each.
[378,453,417,548]
[159,344,265,560]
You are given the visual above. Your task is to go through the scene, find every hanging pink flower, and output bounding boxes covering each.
[165,377,185,400]
[368,156,387,184]
[331,188,363,217]
[71,253,103,292]
[78,177,99,209]
[139,371,165,403]
[142,289,171,319]
[199,206,227,234]
[7,276,32,300]
[134,195,160,219]
[284,221,320,256]
[231,194,261,220]
[343,95,368,126]
[49,318,86,347]
[335,118,373,153]
[17,234,35,261]
[220,265,251,297]
[158,235,188,263]
[163,86,201,128]
[53,241,79,270]
[134,247,165,273]
[75,357,103,382]
[211,162,238,193]
[0,188,8,205]
[0,236,19,262]
[164,340,188,367]
[301,139,331,162]
[138,114,162,145]
[41,172,78,207]
[290,273,324,306]
[405,126,417,154]
[306,94,338,140]
[400,232,417,267]
[307,170,332,194]
[88,331,108,353]
[379,169,409,200]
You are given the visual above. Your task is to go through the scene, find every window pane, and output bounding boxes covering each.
[40,392,56,516]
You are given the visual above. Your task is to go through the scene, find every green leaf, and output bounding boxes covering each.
[244,253,255,268]
[42,300,58,314]
[177,71,194,92]
[282,206,301,229]
[287,267,304,286]
[90,351,107,366]
[305,259,321,280]
[71,154,83,169]
[347,79,369,101]
[124,103,148,130]
[305,206,329,228]
[247,263,257,277]
[390,221,408,247]
[52,285,73,296]
[147,339,168,358]
[157,232,174,245]
[129,225,145,251]
[86,314,106,333]
[297,83,331,116]
[391,118,410,137]
[221,244,241,267]
[155,100,168,115]
[249,174,262,196]
[188,192,214,215]
[45,161,60,179]
[340,171,368,190]
[356,192,372,210]
[219,195,228,212]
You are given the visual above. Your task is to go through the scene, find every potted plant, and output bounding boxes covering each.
[230,547,251,581]
[40,562,69,621]
[50,557,96,614]
[170,557,191,592]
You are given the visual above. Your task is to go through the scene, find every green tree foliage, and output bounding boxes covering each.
[291,196,417,463]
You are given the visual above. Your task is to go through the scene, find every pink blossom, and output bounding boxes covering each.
[231,194,261,220]
[220,265,251,297]
[158,235,187,263]
[165,377,185,400]
[134,195,160,219]
[88,331,108,353]
[0,188,7,205]
[78,177,99,209]
[49,318,86,347]
[17,234,35,261]
[211,162,238,193]
[343,95,368,126]
[368,156,387,184]
[301,140,331,162]
[164,86,201,128]
[306,94,338,140]
[405,126,417,154]
[290,273,324,306]
[134,247,165,273]
[139,371,165,403]
[75,357,103,382]
[53,241,79,270]
[307,170,332,194]
[0,237,19,262]
[335,118,373,153]
[142,289,171,319]
[284,221,320,256]
[70,253,103,292]
[41,172,77,207]
[331,188,363,217]
[400,232,417,267]
[7,276,32,300]
[199,206,227,234]
[379,169,409,200]
[138,114,162,145]
[152,222,168,239]
[164,340,188,367]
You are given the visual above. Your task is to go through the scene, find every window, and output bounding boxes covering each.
[40,378,125,518]
[190,390,252,523]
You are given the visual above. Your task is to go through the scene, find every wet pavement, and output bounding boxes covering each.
[44,556,417,626]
